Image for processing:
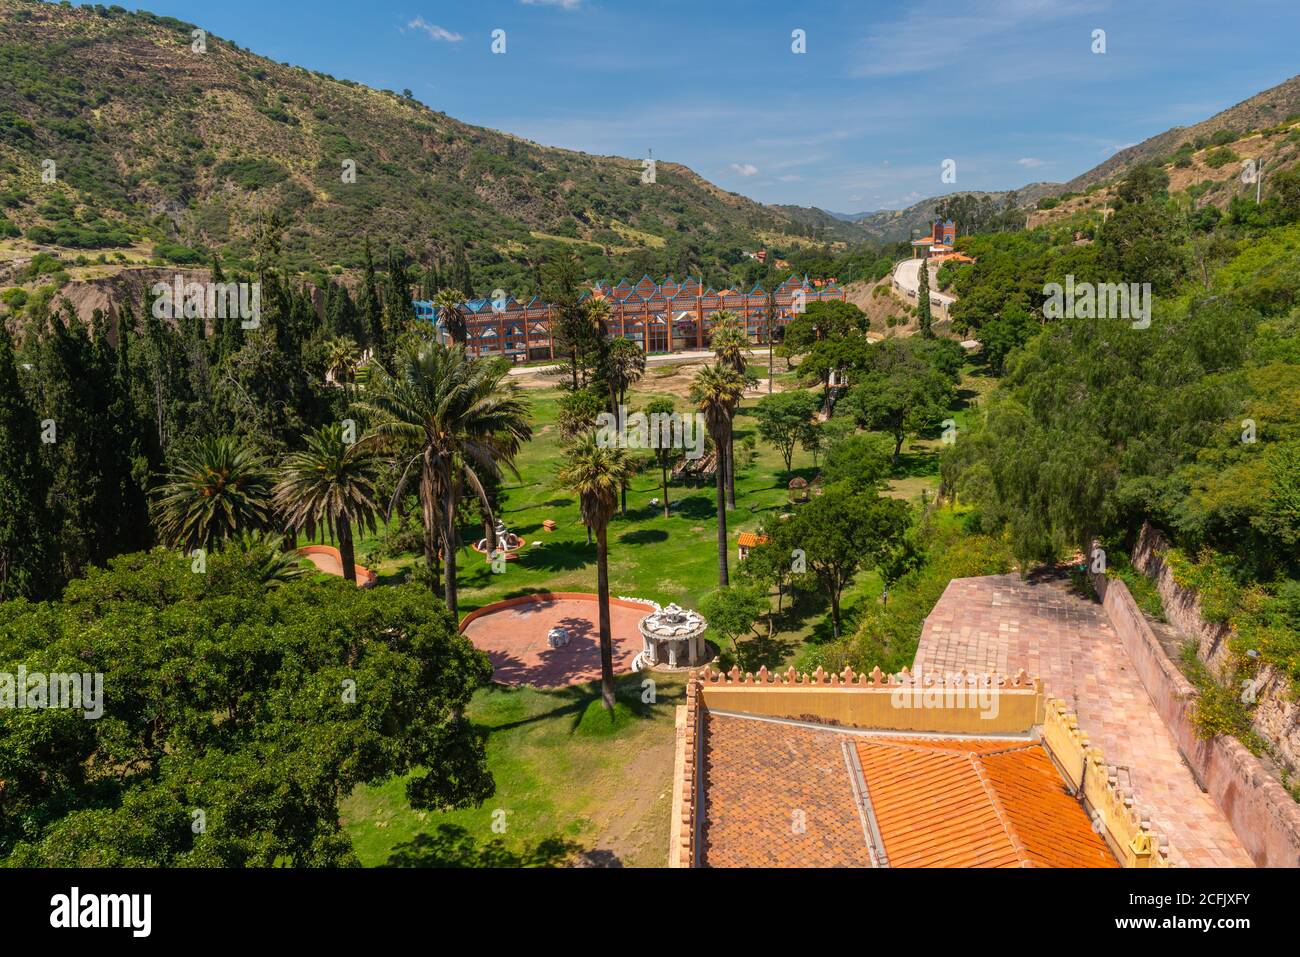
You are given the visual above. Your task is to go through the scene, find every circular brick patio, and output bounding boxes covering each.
[459,593,656,688]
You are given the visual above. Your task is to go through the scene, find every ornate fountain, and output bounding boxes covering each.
[637,603,709,670]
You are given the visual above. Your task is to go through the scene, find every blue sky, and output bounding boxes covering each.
[127,0,1300,212]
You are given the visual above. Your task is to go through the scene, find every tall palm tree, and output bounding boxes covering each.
[274,423,382,584]
[356,342,531,616]
[604,336,646,514]
[151,435,273,552]
[690,363,746,587]
[432,288,468,346]
[583,294,613,394]
[708,310,749,508]
[557,431,634,711]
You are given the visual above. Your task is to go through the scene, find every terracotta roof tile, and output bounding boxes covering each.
[854,737,1117,868]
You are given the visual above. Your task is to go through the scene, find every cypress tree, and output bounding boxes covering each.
[358,240,384,356]
[917,256,934,338]
[451,239,473,299]
[0,326,54,600]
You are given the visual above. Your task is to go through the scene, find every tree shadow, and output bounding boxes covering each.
[519,540,592,572]
[674,495,716,520]
[482,673,684,736]
[526,497,574,510]
[385,824,582,868]
[619,528,668,545]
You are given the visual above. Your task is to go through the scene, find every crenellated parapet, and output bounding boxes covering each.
[1041,697,1173,868]
[693,664,1037,688]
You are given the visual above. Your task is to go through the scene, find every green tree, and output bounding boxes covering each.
[274,423,382,584]
[690,363,746,587]
[917,258,934,338]
[788,484,911,638]
[556,432,635,710]
[821,431,893,488]
[432,288,467,346]
[0,552,494,865]
[357,343,531,616]
[753,390,820,474]
[0,328,53,600]
[542,249,589,391]
[845,365,954,463]
[150,435,274,552]
[644,397,682,518]
[700,585,766,669]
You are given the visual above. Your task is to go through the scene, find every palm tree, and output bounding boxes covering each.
[356,342,531,616]
[708,310,749,508]
[583,295,613,394]
[221,531,309,587]
[274,423,382,584]
[690,363,746,587]
[324,336,361,386]
[556,431,634,711]
[709,310,749,374]
[432,288,468,346]
[151,435,273,552]
[604,336,646,514]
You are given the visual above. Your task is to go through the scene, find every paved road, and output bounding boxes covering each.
[892,258,956,308]
[510,348,731,376]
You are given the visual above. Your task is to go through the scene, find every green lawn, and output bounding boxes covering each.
[342,672,686,867]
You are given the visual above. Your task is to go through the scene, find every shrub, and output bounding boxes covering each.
[1204,147,1239,169]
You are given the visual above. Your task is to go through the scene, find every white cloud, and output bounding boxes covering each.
[407,17,462,42]
[729,163,759,177]
[521,0,583,9]
[1016,157,1044,168]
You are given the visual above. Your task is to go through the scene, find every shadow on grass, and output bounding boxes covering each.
[483,673,685,736]
[518,540,593,572]
[619,528,668,545]
[384,824,583,868]
[673,494,716,520]
[522,497,575,511]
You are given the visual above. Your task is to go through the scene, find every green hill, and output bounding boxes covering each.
[0,0,813,293]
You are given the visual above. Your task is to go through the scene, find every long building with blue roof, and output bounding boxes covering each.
[413,274,846,360]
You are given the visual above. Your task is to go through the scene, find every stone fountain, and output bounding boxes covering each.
[637,603,709,670]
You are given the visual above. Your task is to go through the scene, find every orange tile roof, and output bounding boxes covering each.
[697,714,1116,868]
[737,532,768,548]
[854,737,1117,868]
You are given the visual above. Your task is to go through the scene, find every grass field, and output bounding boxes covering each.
[342,672,686,867]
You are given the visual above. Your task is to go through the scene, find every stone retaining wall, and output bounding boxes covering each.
[1091,568,1300,867]
[1131,522,1299,774]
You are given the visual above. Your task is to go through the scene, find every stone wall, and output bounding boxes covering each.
[1091,570,1300,867]
[1131,522,1299,774]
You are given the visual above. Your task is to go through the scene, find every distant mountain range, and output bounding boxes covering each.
[0,0,811,285]
[780,72,1300,243]
[1,0,1298,288]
